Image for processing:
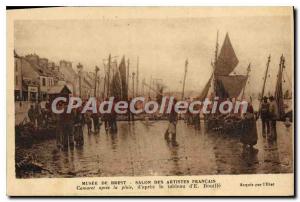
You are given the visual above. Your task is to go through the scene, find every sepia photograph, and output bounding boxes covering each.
[6,7,294,196]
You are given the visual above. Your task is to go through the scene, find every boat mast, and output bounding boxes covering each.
[148,75,152,98]
[106,54,111,97]
[127,59,130,99]
[181,59,188,100]
[103,72,106,99]
[213,31,219,96]
[260,55,271,101]
[275,55,285,120]
[94,66,99,97]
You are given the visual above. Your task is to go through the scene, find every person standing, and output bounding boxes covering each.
[73,108,85,146]
[269,96,279,140]
[61,104,74,149]
[35,101,42,128]
[91,112,100,133]
[85,111,92,134]
[54,103,63,148]
[259,96,270,137]
[193,112,201,130]
[127,97,134,122]
[110,100,118,132]
[27,105,35,124]
[164,99,178,142]
[240,103,258,152]
[102,98,109,132]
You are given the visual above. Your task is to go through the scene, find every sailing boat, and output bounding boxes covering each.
[118,56,128,100]
[200,32,248,100]
[200,32,252,134]
[109,56,130,101]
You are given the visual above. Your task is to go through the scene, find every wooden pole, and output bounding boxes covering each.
[181,59,188,100]
[132,72,135,97]
[94,66,99,97]
[127,59,130,99]
[260,55,271,100]
[213,31,219,96]
[103,73,106,99]
[141,78,145,96]
[77,63,83,98]
[98,76,101,99]
[148,75,152,98]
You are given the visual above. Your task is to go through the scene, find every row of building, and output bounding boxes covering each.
[14,51,96,102]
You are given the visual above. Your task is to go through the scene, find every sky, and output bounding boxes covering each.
[14,15,293,95]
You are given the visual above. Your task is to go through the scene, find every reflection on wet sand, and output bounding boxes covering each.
[16,120,293,178]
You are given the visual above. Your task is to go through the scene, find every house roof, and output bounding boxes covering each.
[30,62,55,77]
[48,85,72,94]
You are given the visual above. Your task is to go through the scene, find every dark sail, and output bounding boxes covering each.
[119,56,128,100]
[215,75,247,98]
[110,72,122,99]
[215,33,239,76]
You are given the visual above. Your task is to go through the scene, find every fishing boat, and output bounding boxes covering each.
[199,32,253,134]
[258,53,293,124]
[15,117,56,146]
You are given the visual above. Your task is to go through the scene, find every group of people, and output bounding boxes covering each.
[27,103,49,128]
[173,95,279,153]
[52,104,97,149]
[259,96,279,141]
[239,95,280,153]
[26,100,118,150]
[25,96,141,150]
[26,94,282,151]
[183,98,201,130]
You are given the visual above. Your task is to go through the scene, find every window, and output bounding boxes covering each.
[15,76,18,85]
[42,78,46,86]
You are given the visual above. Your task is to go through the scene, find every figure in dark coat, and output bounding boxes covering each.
[240,104,258,152]
[27,105,35,123]
[259,96,270,137]
[92,113,100,133]
[73,109,85,146]
[164,99,178,142]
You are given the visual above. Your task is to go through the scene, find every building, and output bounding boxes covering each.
[14,51,23,101]
[14,53,40,101]
[14,52,99,101]
[80,71,95,98]
[48,84,72,103]
[59,60,77,95]
[25,54,55,100]
[14,53,56,101]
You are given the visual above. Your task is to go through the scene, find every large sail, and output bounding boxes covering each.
[214,33,239,76]
[215,75,247,98]
[110,72,122,99]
